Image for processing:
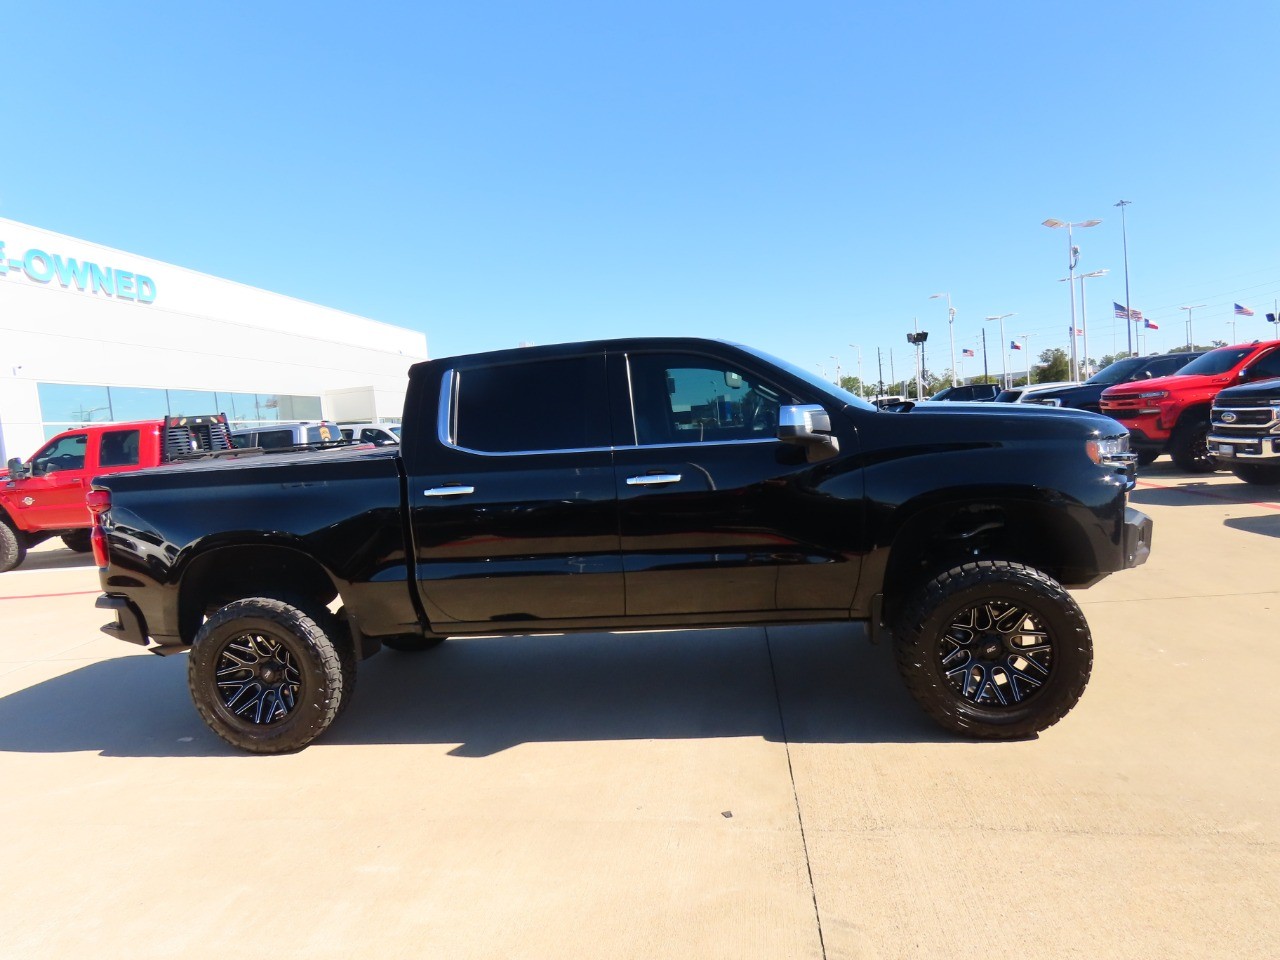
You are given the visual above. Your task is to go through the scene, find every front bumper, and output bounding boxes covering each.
[1208,433,1280,460]
[1123,507,1153,569]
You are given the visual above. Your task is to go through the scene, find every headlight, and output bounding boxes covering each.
[1135,390,1168,399]
[1086,435,1131,465]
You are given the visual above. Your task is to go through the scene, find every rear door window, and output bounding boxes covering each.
[452,355,610,453]
[98,429,141,467]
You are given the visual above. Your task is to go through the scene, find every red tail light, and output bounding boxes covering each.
[87,488,111,567]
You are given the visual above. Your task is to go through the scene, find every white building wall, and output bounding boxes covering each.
[0,218,428,462]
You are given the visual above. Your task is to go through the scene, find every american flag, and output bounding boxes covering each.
[1130,309,1143,321]
[1113,302,1129,319]
[1235,303,1255,316]
[1009,340,1022,351]
[962,348,975,357]
[1144,318,1159,330]
[1074,327,1083,335]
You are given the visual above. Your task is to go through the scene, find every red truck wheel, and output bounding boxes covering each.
[1170,417,1217,473]
[893,561,1093,739]
[0,520,26,573]
[188,597,350,753]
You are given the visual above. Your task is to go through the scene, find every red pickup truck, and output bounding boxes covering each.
[1,415,231,572]
[1099,340,1280,471]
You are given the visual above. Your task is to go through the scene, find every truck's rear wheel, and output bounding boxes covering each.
[1170,417,1216,472]
[893,561,1092,739]
[0,520,26,573]
[188,597,349,753]
[1230,463,1280,485]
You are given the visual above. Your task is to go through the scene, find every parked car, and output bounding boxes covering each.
[994,381,1077,403]
[1101,340,1280,471]
[1020,353,1204,415]
[338,421,401,445]
[1,414,232,572]
[1208,376,1280,484]
[92,337,1150,753]
[926,383,1000,402]
[230,421,344,450]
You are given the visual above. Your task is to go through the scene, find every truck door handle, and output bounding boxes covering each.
[423,485,476,497]
[626,474,682,486]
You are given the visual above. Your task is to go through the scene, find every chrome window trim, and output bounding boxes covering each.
[437,366,778,458]
[624,353,639,446]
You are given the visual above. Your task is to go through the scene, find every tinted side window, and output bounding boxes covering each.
[627,353,797,446]
[99,429,141,467]
[454,355,610,453]
[1143,357,1183,378]
[257,430,294,449]
[1248,349,1280,380]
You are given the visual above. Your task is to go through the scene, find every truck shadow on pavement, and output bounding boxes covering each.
[0,624,953,757]
[1130,482,1280,509]
[1223,514,1280,539]
[15,548,97,572]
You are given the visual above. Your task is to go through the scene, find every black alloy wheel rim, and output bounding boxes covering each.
[940,600,1054,707]
[214,633,302,725]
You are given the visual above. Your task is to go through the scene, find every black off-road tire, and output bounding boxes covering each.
[1170,417,1216,473]
[188,597,350,753]
[381,633,447,652]
[1230,463,1280,486]
[0,520,26,573]
[893,561,1093,739]
[61,530,92,553]
[1136,449,1159,467]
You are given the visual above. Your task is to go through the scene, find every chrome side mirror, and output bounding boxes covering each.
[778,405,840,462]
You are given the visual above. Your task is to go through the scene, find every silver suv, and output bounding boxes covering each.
[338,422,401,445]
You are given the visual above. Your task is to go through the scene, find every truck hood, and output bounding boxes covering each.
[1101,371,1233,398]
[873,401,1124,437]
[1213,376,1280,404]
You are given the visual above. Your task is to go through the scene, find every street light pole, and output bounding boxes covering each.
[1180,305,1205,350]
[929,293,957,386]
[848,343,863,398]
[1020,334,1033,384]
[1115,200,1134,355]
[1059,269,1109,379]
[829,355,841,386]
[1044,218,1102,380]
[984,314,1015,388]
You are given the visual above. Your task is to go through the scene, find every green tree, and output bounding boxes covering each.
[1036,348,1070,383]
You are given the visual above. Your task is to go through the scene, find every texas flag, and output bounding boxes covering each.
[1009,340,1022,351]
[1144,318,1159,330]
[1235,303,1255,316]
[962,348,975,357]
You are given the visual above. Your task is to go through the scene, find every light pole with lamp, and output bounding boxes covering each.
[847,343,864,398]
[1115,200,1135,355]
[829,355,841,387]
[1058,268,1109,379]
[984,313,1015,388]
[1180,305,1204,350]
[1019,334,1033,384]
[1043,218,1102,380]
[929,293,958,386]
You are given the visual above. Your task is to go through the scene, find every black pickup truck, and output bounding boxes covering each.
[93,338,1152,752]
[1208,376,1280,484]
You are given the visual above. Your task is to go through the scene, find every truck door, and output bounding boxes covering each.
[406,352,624,626]
[612,349,863,617]
[19,431,91,529]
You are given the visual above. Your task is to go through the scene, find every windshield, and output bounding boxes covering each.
[1087,356,1146,386]
[390,425,402,437]
[738,345,876,410]
[1179,347,1253,376]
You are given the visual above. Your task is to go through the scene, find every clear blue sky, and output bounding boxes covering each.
[4,1,1278,387]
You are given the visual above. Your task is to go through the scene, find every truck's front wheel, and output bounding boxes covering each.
[1170,417,1216,472]
[0,520,26,573]
[188,598,349,753]
[893,561,1092,739]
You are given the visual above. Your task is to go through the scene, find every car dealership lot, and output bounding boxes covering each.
[1,462,1277,960]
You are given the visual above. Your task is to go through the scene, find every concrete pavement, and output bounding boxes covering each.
[0,461,1276,959]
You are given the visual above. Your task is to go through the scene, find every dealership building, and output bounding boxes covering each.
[0,218,428,463]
